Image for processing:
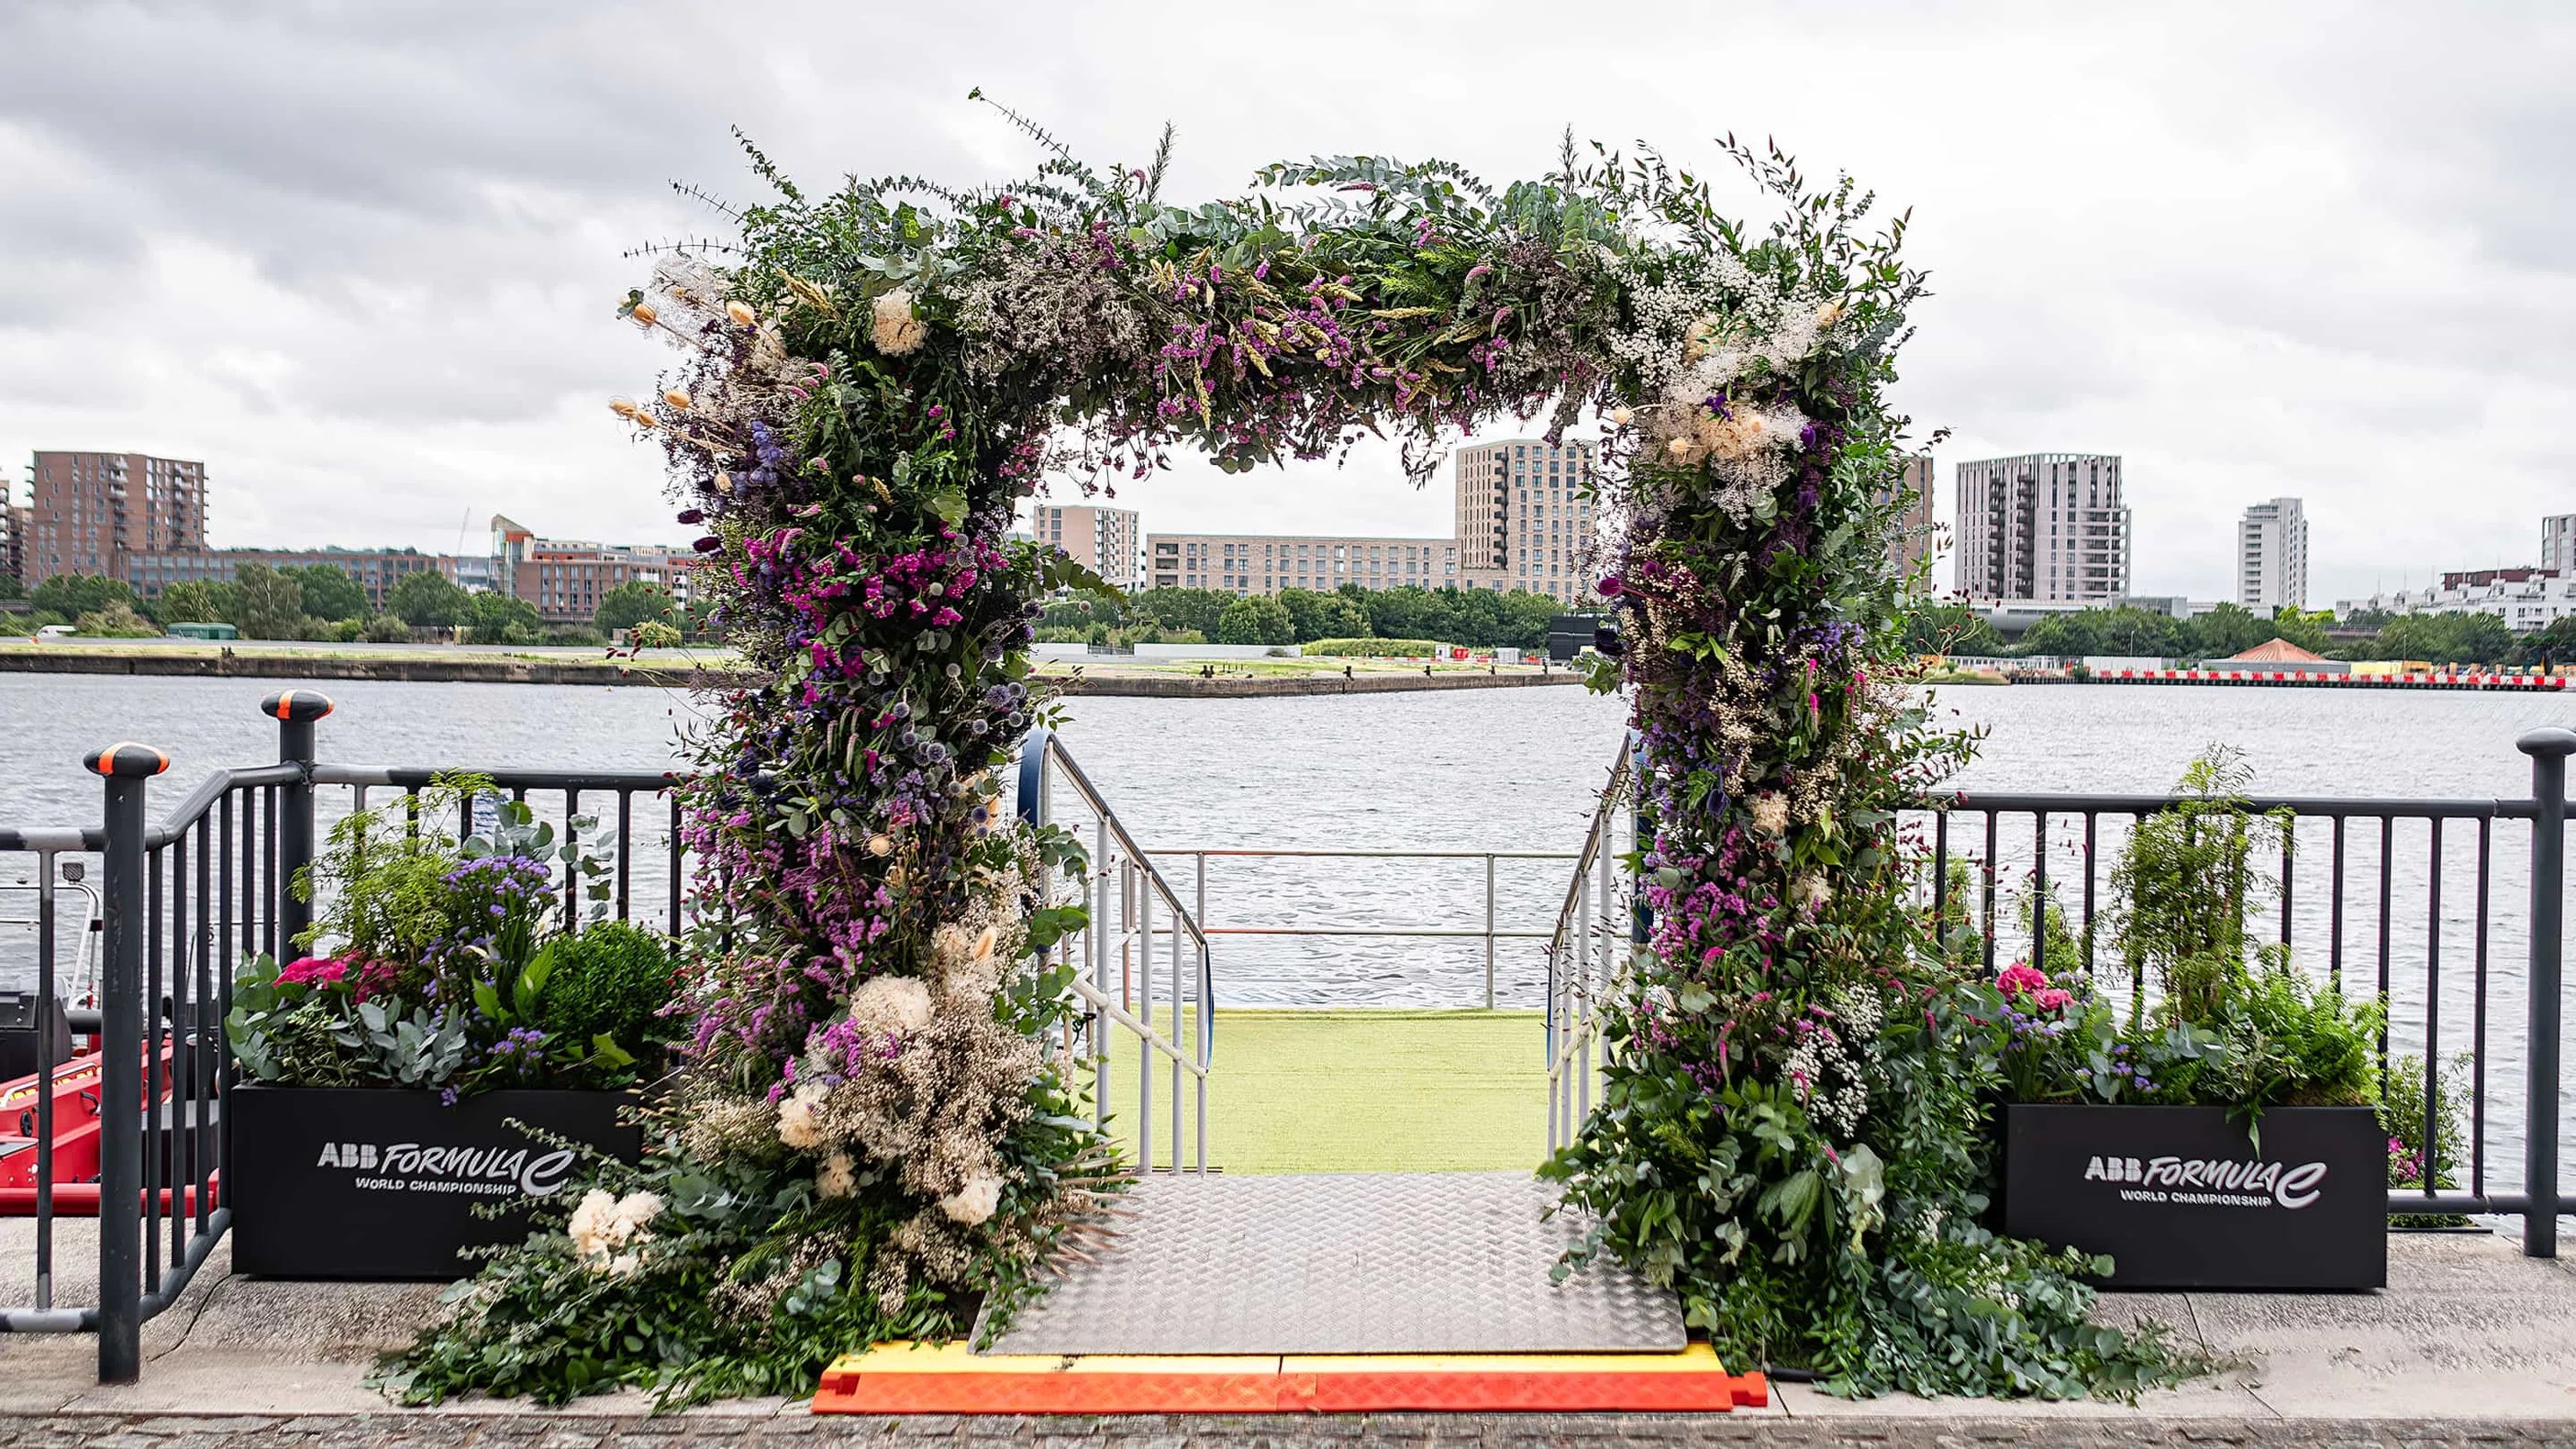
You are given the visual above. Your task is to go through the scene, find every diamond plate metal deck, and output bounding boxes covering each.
[978,1172,1685,1355]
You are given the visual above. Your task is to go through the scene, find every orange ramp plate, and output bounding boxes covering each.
[812,1342,1766,1414]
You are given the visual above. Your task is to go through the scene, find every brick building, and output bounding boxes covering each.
[1030,503,1146,591]
[1452,438,1601,605]
[1147,532,1460,594]
[493,514,695,625]
[24,451,208,587]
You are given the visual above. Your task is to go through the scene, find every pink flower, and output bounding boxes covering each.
[2030,988,2072,1012]
[1995,961,2049,999]
[277,956,349,989]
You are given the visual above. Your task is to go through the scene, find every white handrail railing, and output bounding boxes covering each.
[1016,729,1212,1175]
[1545,741,1636,1155]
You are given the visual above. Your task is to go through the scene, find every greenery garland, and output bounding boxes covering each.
[387,98,2185,1405]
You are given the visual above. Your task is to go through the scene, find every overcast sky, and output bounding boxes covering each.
[2,1,2566,606]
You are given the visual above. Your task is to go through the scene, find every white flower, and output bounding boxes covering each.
[777,1081,827,1150]
[850,975,934,1038]
[817,1151,857,1200]
[1793,875,1831,912]
[872,288,927,355]
[567,1189,618,1258]
[1749,792,1790,835]
[609,1190,663,1233]
[939,1175,1004,1226]
[568,1189,663,1272]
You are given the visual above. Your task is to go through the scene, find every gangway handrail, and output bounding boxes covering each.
[1544,740,1635,1155]
[1016,729,1212,1175]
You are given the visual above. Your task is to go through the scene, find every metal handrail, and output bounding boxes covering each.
[1016,729,1212,1174]
[1140,846,1582,1009]
[1544,741,1634,1155]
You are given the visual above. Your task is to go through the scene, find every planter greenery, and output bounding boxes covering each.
[221,777,677,1278]
[1983,748,2394,1289]
[226,775,682,1100]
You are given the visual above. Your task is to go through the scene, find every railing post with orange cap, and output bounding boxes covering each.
[85,740,167,1384]
[264,692,333,949]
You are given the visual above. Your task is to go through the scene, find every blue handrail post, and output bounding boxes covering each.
[2518,726,2573,1259]
[1629,732,1651,947]
[264,692,335,950]
[1015,726,1049,830]
[84,741,170,1384]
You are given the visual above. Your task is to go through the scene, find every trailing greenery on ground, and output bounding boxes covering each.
[384,100,2193,1405]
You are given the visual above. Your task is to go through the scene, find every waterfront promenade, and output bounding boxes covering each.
[2,1221,2570,1444]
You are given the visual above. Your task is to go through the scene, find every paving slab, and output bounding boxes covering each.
[2187,1231,2576,1418]
[8,1209,2575,1442]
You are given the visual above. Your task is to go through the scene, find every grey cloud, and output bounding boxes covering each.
[0,0,2567,611]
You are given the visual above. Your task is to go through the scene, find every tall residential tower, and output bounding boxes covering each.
[1452,437,1600,604]
[1952,453,2129,602]
[24,451,208,587]
[2237,497,2310,611]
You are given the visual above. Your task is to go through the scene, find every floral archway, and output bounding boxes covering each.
[393,103,2176,1404]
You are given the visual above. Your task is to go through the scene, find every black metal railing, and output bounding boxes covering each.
[5,696,2570,1390]
[1913,727,2573,1254]
[0,692,683,1382]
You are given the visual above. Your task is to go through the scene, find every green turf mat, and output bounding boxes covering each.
[1090,1008,1550,1175]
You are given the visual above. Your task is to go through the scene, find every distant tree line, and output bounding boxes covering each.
[1903,599,2562,669]
[1037,584,1579,650]
[6,567,702,648]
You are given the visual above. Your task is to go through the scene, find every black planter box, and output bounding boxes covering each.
[228,1085,642,1280]
[2004,1103,2386,1290]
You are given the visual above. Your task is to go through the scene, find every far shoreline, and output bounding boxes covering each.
[0,646,1593,698]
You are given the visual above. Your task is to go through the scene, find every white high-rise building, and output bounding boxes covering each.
[1953,453,2130,602]
[2237,497,2310,611]
[2541,514,2576,577]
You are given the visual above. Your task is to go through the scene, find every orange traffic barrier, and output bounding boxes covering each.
[811,1342,1766,1415]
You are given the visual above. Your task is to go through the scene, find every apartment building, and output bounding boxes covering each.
[126,548,461,611]
[1030,503,1146,591]
[1954,453,2130,602]
[1888,455,1937,580]
[2237,497,2310,611]
[1148,533,1459,594]
[494,514,695,624]
[1452,437,1601,604]
[24,451,208,587]
[1,501,27,586]
[2340,568,2576,634]
[2542,514,2576,577]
